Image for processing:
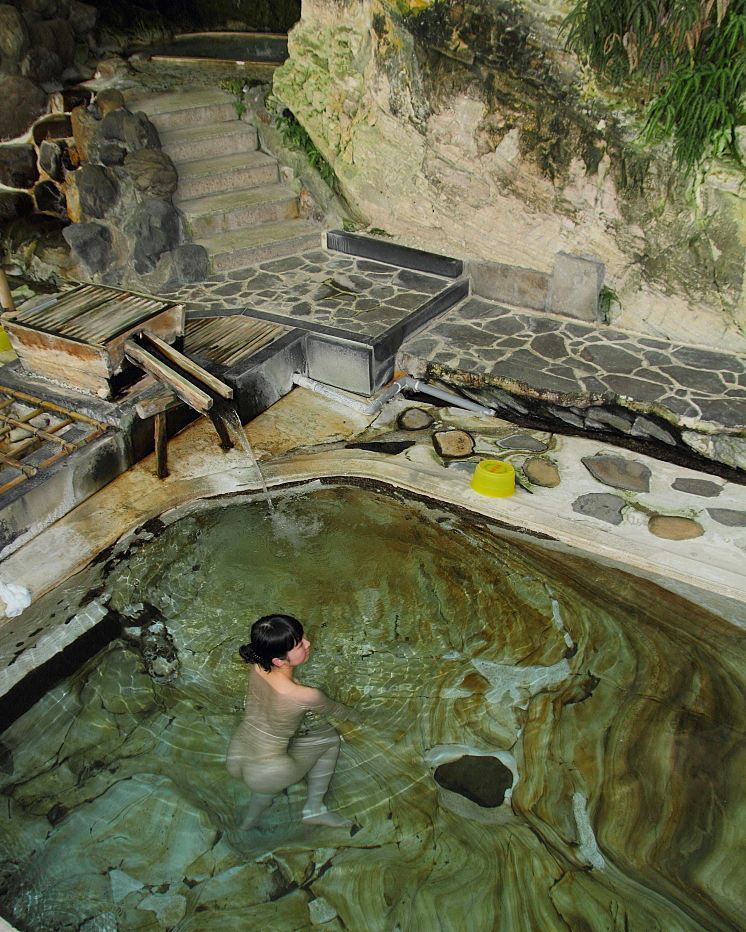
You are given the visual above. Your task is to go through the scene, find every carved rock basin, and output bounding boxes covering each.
[0,484,743,930]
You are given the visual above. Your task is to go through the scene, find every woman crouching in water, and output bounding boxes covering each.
[227,614,356,829]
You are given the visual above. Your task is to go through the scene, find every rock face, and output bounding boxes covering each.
[274,0,745,350]
[0,75,46,139]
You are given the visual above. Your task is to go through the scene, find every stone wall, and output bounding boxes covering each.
[273,0,746,351]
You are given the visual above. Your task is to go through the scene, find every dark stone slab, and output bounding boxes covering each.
[672,477,722,497]
[603,375,663,403]
[707,508,746,527]
[580,344,641,374]
[355,259,395,273]
[630,415,677,446]
[498,433,547,452]
[395,269,446,293]
[326,230,463,277]
[672,347,738,371]
[663,366,725,395]
[434,755,512,808]
[572,492,625,525]
[259,255,305,273]
[531,332,567,360]
[582,454,651,492]
[483,315,524,337]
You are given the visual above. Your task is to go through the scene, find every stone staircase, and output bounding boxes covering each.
[124,88,320,272]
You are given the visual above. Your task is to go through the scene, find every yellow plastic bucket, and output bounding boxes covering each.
[470,459,515,497]
[0,325,12,353]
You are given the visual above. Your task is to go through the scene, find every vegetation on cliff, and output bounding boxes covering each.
[563,0,745,172]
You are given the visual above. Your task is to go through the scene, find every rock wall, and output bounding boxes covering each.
[273,0,746,351]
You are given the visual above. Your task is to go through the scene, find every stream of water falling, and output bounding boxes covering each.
[216,403,275,513]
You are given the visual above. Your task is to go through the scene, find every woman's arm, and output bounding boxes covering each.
[300,685,359,721]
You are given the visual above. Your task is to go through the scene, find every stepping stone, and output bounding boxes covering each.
[523,457,560,488]
[398,407,434,431]
[572,493,625,525]
[707,508,746,527]
[433,429,475,458]
[581,454,651,492]
[648,515,704,540]
[498,433,548,452]
[672,477,722,497]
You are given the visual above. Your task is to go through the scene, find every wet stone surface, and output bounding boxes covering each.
[707,508,746,527]
[162,251,454,340]
[400,299,746,431]
[523,457,560,488]
[582,454,652,493]
[672,477,723,497]
[648,515,705,540]
[572,492,626,525]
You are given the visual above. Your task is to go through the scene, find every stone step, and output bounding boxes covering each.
[159,121,258,163]
[180,184,299,237]
[174,151,279,200]
[196,220,321,271]
[124,88,237,133]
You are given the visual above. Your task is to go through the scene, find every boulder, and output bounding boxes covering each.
[93,88,125,117]
[0,4,29,63]
[62,221,113,274]
[0,75,46,140]
[68,0,96,34]
[581,454,651,492]
[98,109,159,154]
[73,163,118,218]
[0,143,38,187]
[34,178,66,216]
[70,103,96,160]
[0,189,33,221]
[131,198,181,273]
[432,429,475,458]
[19,0,59,16]
[20,44,60,83]
[39,138,62,179]
[123,148,177,198]
[29,18,74,67]
[139,243,209,290]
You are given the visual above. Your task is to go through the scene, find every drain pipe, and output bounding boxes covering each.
[292,373,495,417]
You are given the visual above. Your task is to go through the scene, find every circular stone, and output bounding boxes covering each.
[523,457,560,488]
[434,755,512,808]
[672,478,722,497]
[648,515,704,540]
[498,433,548,452]
[581,454,651,492]
[397,407,434,431]
[432,429,475,459]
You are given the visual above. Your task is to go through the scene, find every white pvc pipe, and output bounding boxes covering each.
[292,373,495,417]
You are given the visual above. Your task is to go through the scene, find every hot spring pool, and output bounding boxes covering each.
[0,484,743,930]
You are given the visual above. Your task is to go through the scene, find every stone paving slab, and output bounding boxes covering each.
[399,297,746,431]
[161,249,456,341]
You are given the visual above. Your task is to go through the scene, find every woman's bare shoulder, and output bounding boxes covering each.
[288,683,327,707]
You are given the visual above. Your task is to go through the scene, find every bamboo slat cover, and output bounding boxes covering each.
[184,317,287,367]
[12,285,174,344]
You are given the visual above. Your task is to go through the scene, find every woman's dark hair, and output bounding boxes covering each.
[239,614,304,672]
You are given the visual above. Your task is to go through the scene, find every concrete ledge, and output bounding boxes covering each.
[325,230,464,277]
[468,259,549,311]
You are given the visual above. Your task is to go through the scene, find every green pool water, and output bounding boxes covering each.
[0,484,743,931]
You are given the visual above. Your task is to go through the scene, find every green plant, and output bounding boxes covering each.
[220,78,248,120]
[597,284,620,322]
[562,0,745,173]
[274,108,337,189]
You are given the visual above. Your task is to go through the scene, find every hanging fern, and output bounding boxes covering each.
[562,0,745,172]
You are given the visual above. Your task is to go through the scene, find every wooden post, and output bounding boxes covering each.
[154,411,169,479]
[0,268,14,313]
